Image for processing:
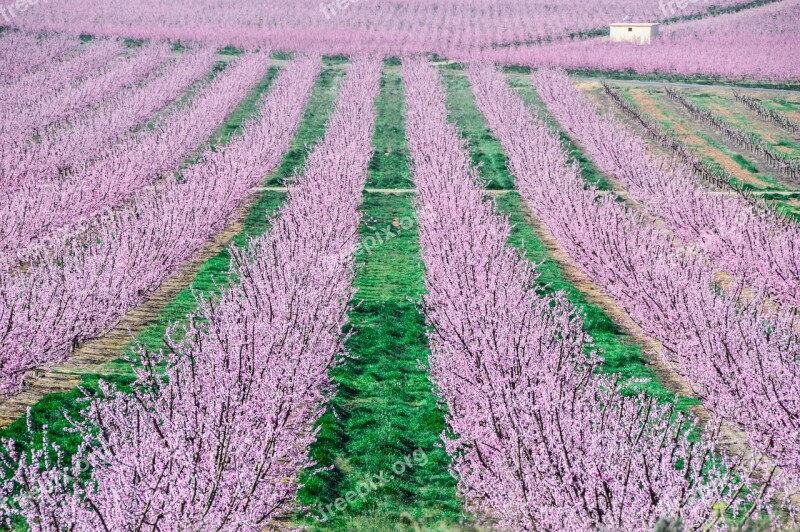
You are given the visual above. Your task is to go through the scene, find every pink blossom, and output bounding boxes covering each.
[465,62,800,510]
[0,53,320,395]
[404,56,772,530]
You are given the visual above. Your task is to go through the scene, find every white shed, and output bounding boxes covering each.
[609,22,660,44]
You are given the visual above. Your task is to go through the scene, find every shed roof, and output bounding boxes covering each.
[609,22,661,27]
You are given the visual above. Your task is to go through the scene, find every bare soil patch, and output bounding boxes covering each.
[631,88,775,191]
[701,92,800,157]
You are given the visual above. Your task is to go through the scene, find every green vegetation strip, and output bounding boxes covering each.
[302,62,463,530]
[366,62,412,189]
[215,65,281,146]
[762,97,800,113]
[266,61,345,186]
[140,57,233,133]
[302,193,463,530]
[0,58,343,461]
[440,67,515,190]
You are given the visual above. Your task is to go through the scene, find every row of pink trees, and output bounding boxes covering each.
[5,0,795,80]
[6,0,758,56]
[0,31,77,79]
[0,53,321,395]
[0,42,172,156]
[0,37,124,114]
[533,70,800,311]
[0,55,382,529]
[8,46,217,183]
[0,49,264,266]
[468,63,800,511]
[4,0,794,80]
[404,55,771,530]
[479,0,800,82]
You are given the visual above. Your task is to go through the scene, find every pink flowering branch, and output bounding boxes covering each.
[466,62,800,509]
[0,53,321,395]
[534,70,800,311]
[0,54,381,530]
[404,56,772,530]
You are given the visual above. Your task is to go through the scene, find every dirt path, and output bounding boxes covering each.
[0,193,261,429]
[781,107,800,124]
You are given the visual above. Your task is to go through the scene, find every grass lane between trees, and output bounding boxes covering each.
[301,60,464,531]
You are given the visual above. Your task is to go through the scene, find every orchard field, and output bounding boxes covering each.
[0,0,799,530]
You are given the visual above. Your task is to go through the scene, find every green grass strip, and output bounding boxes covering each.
[214,65,281,146]
[366,62,412,189]
[140,58,231,133]
[440,68,515,190]
[763,97,800,113]
[300,193,464,531]
[301,63,463,530]
[266,64,345,186]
